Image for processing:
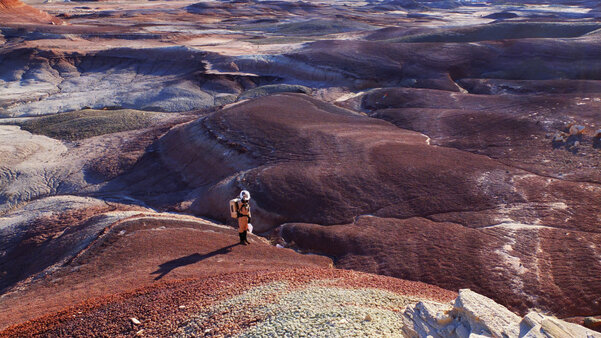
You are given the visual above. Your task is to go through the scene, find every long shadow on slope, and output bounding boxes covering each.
[151,244,239,280]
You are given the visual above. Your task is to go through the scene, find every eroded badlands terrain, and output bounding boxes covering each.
[2,0,601,335]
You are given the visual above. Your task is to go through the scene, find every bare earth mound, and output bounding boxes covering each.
[1,268,456,337]
[0,203,331,330]
[108,93,601,318]
[0,0,62,25]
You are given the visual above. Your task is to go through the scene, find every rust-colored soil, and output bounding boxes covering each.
[0,216,331,331]
[0,0,63,25]
[1,268,456,337]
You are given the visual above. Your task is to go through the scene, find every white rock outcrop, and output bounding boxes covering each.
[402,289,600,338]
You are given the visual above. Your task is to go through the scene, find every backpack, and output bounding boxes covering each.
[229,198,240,218]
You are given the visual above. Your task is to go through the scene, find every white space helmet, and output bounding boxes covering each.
[240,190,251,202]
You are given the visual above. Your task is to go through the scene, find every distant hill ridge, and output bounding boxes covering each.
[0,0,63,25]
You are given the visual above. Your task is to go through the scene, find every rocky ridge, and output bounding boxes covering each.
[403,289,601,338]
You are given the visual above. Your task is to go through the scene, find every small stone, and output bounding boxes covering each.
[584,316,601,329]
[455,324,470,338]
[552,132,567,142]
[179,305,186,309]
[135,329,144,336]
[569,124,585,135]
[364,314,372,321]
[130,317,141,325]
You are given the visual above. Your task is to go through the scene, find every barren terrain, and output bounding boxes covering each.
[2,0,601,335]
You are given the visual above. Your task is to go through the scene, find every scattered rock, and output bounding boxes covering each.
[402,289,601,338]
[130,317,141,325]
[0,207,332,330]
[553,131,568,143]
[569,124,586,135]
[585,317,601,330]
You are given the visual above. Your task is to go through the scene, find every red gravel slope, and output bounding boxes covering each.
[0,213,331,331]
[1,268,456,337]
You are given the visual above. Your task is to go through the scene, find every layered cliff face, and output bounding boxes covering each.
[0,48,241,117]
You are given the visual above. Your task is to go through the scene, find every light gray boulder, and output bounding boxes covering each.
[403,289,601,338]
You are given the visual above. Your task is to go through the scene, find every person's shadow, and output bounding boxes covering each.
[151,243,239,281]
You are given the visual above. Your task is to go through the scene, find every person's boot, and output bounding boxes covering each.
[243,230,250,244]
[239,232,247,245]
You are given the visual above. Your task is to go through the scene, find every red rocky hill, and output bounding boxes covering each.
[0,0,63,25]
